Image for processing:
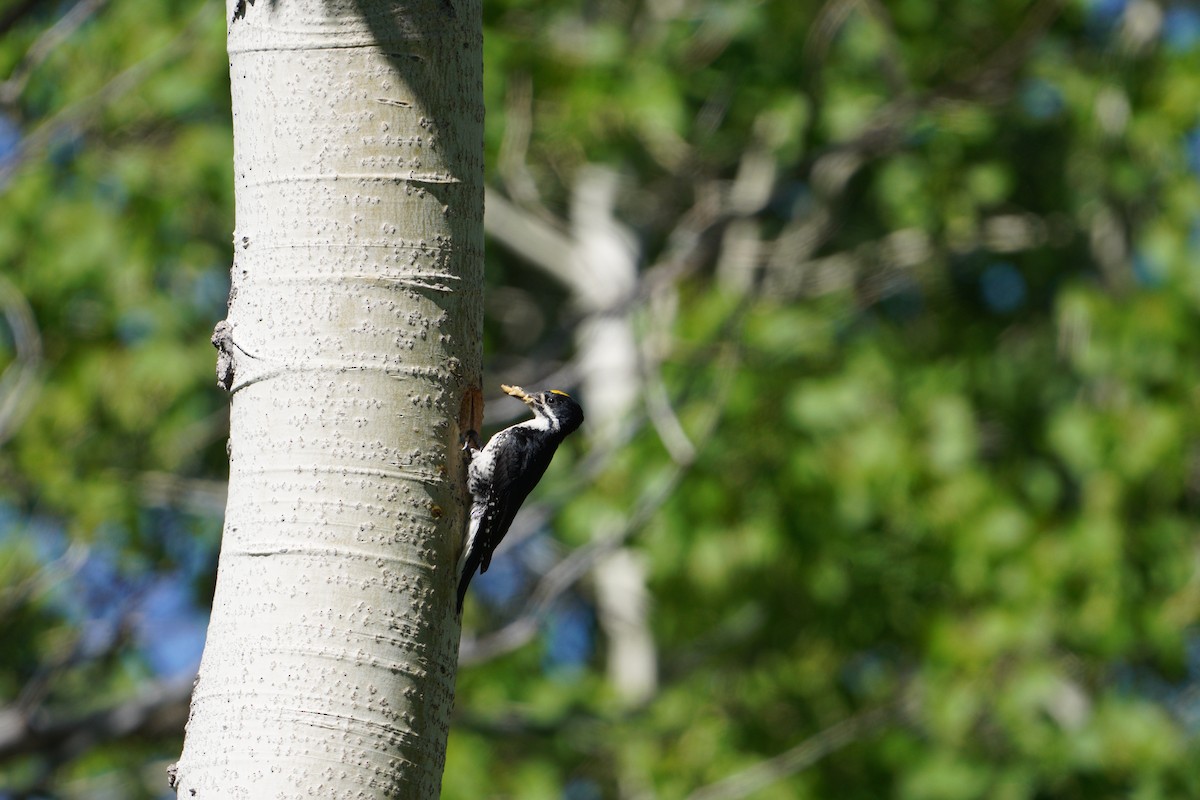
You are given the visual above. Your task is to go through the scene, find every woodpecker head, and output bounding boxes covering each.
[502,384,585,436]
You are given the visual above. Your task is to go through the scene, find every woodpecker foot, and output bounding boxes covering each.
[461,429,481,457]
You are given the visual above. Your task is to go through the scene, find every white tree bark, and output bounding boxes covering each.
[172,0,482,796]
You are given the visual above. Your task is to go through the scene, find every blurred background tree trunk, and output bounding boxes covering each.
[171,0,482,796]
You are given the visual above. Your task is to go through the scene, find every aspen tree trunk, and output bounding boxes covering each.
[171,0,482,796]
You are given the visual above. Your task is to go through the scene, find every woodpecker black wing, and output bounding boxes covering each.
[456,426,559,612]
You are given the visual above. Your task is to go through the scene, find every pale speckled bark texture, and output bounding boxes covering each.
[172,0,482,796]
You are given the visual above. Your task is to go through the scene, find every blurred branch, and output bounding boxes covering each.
[13,564,161,720]
[0,540,87,621]
[0,275,41,445]
[0,677,192,763]
[799,0,1065,210]
[953,0,1064,99]
[804,0,859,68]
[766,212,1073,302]
[0,0,214,184]
[1088,204,1131,292]
[455,680,913,798]
[1,583,188,765]
[0,0,111,107]
[139,471,229,516]
[685,699,909,800]
[497,71,547,213]
[806,0,910,96]
[642,352,695,464]
[0,554,190,778]
[859,0,911,95]
[641,269,695,464]
[484,186,579,287]
[716,132,776,293]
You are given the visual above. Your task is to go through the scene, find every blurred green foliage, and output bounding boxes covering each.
[3,0,1200,797]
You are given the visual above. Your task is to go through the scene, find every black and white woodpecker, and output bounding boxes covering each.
[457,384,584,613]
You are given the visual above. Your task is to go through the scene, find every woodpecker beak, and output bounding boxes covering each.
[501,384,535,404]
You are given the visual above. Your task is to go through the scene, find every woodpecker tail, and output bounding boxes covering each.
[456,550,484,614]
[456,507,484,614]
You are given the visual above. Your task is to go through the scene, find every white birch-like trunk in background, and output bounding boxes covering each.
[482,170,657,703]
[567,169,658,705]
[171,0,482,796]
